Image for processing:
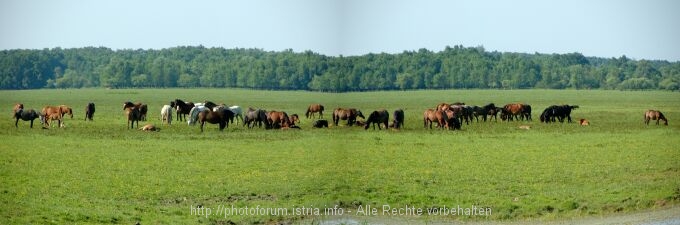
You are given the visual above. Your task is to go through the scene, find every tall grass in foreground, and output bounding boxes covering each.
[1,89,678,224]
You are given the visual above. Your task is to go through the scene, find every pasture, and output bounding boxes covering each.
[1,88,679,225]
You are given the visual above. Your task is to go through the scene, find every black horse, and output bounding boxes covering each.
[15,109,40,128]
[365,110,389,130]
[391,109,405,129]
[540,105,578,123]
[172,99,194,121]
[84,102,95,121]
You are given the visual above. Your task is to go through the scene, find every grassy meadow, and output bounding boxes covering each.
[1,88,679,224]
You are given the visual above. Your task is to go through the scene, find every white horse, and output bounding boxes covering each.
[160,105,173,125]
[229,106,243,125]
[187,106,208,125]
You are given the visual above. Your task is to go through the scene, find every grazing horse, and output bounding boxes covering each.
[289,114,300,126]
[160,105,173,125]
[332,108,365,126]
[228,106,243,125]
[644,110,668,126]
[84,102,95,121]
[541,105,578,123]
[14,108,40,128]
[313,120,329,128]
[306,104,325,119]
[392,109,405,129]
[172,99,195,121]
[268,111,291,129]
[59,105,73,119]
[123,102,141,129]
[41,106,64,128]
[244,108,269,128]
[187,106,209,125]
[364,109,389,130]
[501,103,528,121]
[197,108,234,132]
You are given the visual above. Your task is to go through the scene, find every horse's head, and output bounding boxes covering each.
[123,101,134,109]
[357,110,365,119]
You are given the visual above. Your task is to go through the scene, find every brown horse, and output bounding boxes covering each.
[59,105,73,119]
[13,103,24,118]
[365,109,389,130]
[289,114,300,126]
[268,111,291,129]
[123,102,141,129]
[333,108,365,126]
[424,109,448,129]
[198,108,234,132]
[501,103,526,121]
[644,110,668,126]
[306,104,324,119]
[41,106,63,128]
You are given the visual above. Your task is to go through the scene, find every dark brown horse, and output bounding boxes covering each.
[41,106,63,128]
[644,110,668,126]
[333,108,365,126]
[14,108,40,128]
[172,99,194,121]
[85,102,95,121]
[306,104,324,119]
[198,108,234,132]
[392,109,405,129]
[123,102,141,129]
[365,109,389,130]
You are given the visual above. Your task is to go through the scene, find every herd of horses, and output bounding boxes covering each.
[12,100,670,131]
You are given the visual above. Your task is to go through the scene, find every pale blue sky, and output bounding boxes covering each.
[1,0,679,61]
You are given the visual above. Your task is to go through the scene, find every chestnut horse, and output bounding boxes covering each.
[14,108,40,128]
[644,110,668,126]
[59,105,73,119]
[364,109,389,130]
[305,104,325,119]
[501,103,531,121]
[84,102,95,121]
[41,106,63,128]
[123,102,141,129]
[423,109,448,129]
[332,108,365,126]
[268,111,291,129]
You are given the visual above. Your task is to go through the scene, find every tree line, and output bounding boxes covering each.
[1,45,679,91]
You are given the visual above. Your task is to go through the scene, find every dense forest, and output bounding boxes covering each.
[1,45,679,91]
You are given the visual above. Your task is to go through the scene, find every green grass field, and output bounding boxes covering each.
[1,89,679,224]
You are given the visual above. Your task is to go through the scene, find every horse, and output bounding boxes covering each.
[160,105,173,125]
[267,111,291,129]
[541,105,578,123]
[188,106,209,125]
[579,119,590,126]
[501,103,526,121]
[204,101,218,110]
[84,102,95,121]
[39,106,64,128]
[423,109,448,129]
[392,109,405,129]
[123,102,141,129]
[244,108,269,128]
[140,124,160,132]
[59,105,73,119]
[172,99,195,121]
[14,108,40,128]
[443,109,462,130]
[229,106,243,125]
[364,109,389,130]
[197,108,234,132]
[289,114,300,126]
[644,110,668,126]
[13,103,24,118]
[313,120,329,128]
[332,108,365,126]
[306,104,325,119]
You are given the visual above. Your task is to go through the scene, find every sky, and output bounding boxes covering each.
[1,0,679,61]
